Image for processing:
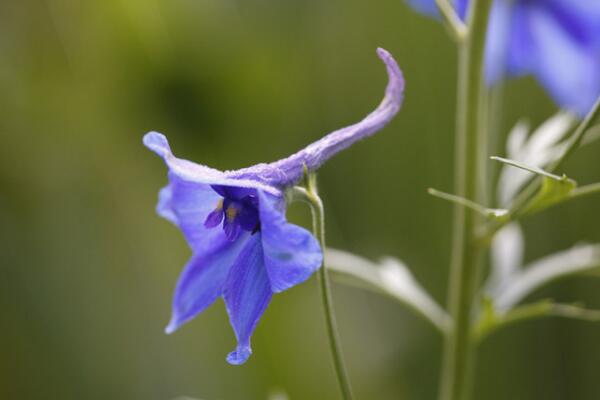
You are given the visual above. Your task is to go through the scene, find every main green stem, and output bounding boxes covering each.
[439,1,493,400]
[302,184,354,400]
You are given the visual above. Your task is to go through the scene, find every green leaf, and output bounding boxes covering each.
[523,175,577,215]
[493,244,600,311]
[491,155,578,214]
[474,297,499,340]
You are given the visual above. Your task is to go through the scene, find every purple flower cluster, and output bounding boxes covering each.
[407,0,600,115]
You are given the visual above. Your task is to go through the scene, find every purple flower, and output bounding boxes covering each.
[144,48,404,365]
[406,0,600,115]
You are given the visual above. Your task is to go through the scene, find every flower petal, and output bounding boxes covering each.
[143,132,281,196]
[211,184,256,201]
[145,132,280,250]
[258,191,322,293]
[455,0,468,19]
[222,234,272,365]
[223,215,242,242]
[546,0,600,44]
[157,184,178,225]
[487,223,525,297]
[404,0,600,114]
[404,0,468,20]
[484,0,517,84]
[203,206,224,229]
[405,0,439,18]
[165,233,251,334]
[527,6,600,114]
[158,173,224,252]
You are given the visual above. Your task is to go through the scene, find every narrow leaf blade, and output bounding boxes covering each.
[326,248,451,333]
[494,244,600,311]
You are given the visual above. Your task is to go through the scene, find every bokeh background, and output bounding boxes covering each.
[2,1,600,399]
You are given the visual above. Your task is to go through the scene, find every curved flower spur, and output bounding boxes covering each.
[144,48,404,365]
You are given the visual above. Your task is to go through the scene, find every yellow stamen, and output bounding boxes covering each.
[215,199,223,210]
[226,205,238,222]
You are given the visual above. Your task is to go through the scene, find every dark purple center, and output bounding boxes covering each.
[203,185,260,241]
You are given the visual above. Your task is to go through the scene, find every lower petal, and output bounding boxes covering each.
[166,233,250,334]
[222,234,272,365]
[258,191,322,293]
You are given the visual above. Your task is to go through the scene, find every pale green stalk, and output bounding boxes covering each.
[570,182,600,201]
[292,182,353,400]
[438,1,493,399]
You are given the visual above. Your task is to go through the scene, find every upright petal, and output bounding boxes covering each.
[210,184,256,201]
[229,48,404,188]
[258,191,322,293]
[144,132,281,196]
[145,132,280,250]
[166,232,251,334]
[222,234,272,365]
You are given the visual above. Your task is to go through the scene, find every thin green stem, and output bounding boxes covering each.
[429,188,490,215]
[293,184,353,400]
[428,188,507,219]
[570,182,600,201]
[439,1,493,400]
[583,125,600,145]
[485,83,506,208]
[474,301,600,342]
[490,156,566,181]
[553,97,600,172]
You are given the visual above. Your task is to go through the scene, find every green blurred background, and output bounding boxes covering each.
[2,1,600,399]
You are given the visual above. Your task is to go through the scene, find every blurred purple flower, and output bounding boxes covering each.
[144,48,404,365]
[406,0,600,115]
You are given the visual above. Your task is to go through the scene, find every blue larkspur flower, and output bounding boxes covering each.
[144,48,404,365]
[406,0,600,115]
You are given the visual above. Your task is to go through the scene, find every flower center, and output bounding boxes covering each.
[203,186,260,241]
[225,204,238,222]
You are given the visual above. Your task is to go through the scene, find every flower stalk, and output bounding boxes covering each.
[292,176,354,400]
[438,1,493,399]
